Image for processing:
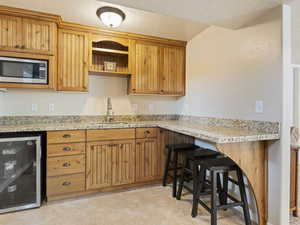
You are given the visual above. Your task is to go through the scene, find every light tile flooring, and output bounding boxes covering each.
[0,185,246,225]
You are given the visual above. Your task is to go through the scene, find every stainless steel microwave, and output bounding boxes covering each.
[0,57,48,84]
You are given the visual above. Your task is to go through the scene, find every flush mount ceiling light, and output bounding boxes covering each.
[96,6,126,28]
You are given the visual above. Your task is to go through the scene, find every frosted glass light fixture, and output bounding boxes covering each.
[96,7,126,28]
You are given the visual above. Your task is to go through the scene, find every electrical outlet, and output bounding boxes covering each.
[132,104,138,114]
[149,104,154,112]
[255,100,263,113]
[31,103,38,112]
[49,103,55,112]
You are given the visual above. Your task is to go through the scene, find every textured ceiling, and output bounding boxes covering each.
[0,0,209,41]
[103,0,284,28]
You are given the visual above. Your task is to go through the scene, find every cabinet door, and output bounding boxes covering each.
[135,138,161,182]
[86,142,112,190]
[57,29,89,91]
[131,42,160,94]
[0,15,22,51]
[22,18,56,55]
[161,47,185,95]
[111,140,135,186]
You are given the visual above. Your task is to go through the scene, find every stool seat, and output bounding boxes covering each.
[196,157,236,171]
[166,143,199,152]
[187,148,221,160]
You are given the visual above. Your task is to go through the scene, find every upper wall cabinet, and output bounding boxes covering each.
[160,46,185,95]
[129,42,186,96]
[57,29,89,91]
[0,15,56,55]
[22,18,57,55]
[0,15,22,51]
[129,41,160,94]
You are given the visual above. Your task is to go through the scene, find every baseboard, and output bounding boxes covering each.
[267,222,274,225]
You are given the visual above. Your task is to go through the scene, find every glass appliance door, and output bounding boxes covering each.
[0,136,41,213]
[0,57,47,84]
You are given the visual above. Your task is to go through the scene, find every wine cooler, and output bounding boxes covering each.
[0,134,42,213]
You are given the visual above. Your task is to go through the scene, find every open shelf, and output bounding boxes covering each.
[92,47,128,55]
[89,70,130,75]
[90,39,130,76]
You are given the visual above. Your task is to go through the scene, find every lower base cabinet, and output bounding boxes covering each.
[86,139,135,190]
[135,138,161,182]
[46,128,195,201]
[47,173,85,197]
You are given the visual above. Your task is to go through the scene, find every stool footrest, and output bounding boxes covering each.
[217,202,243,210]
[228,177,239,185]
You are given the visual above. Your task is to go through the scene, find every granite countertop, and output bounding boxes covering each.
[0,120,280,144]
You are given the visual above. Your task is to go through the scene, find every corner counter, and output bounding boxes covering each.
[0,115,280,225]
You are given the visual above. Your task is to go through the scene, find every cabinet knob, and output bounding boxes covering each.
[144,130,150,134]
[63,146,72,151]
[62,162,71,167]
[62,181,71,186]
[62,134,71,138]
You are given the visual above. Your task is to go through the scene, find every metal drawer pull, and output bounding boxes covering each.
[144,130,150,134]
[62,134,71,138]
[62,181,71,186]
[63,147,72,151]
[62,162,71,167]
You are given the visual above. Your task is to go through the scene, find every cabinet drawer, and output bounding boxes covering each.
[87,129,135,141]
[47,130,86,144]
[47,173,85,196]
[47,155,85,176]
[47,143,85,157]
[136,128,157,139]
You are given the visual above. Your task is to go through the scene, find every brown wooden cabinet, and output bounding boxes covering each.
[0,15,22,51]
[45,128,194,201]
[57,29,89,91]
[46,130,86,199]
[86,139,135,190]
[160,46,185,95]
[130,41,160,94]
[135,138,161,182]
[0,15,56,55]
[86,141,113,189]
[129,42,185,96]
[22,18,56,55]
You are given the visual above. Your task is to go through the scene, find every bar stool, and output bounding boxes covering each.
[162,143,220,198]
[162,143,199,197]
[177,156,252,225]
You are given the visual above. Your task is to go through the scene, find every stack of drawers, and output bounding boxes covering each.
[47,130,86,198]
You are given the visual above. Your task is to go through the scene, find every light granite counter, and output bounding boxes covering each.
[0,119,280,144]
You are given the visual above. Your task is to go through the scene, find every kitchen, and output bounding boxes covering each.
[0,1,295,225]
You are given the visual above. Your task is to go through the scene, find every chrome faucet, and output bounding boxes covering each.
[105,97,114,122]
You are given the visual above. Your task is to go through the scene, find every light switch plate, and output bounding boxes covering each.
[31,103,38,112]
[255,100,263,113]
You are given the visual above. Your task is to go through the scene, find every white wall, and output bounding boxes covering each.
[291,0,300,65]
[0,75,179,116]
[180,7,288,225]
[178,8,282,122]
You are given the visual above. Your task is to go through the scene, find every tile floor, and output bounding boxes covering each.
[0,185,246,225]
